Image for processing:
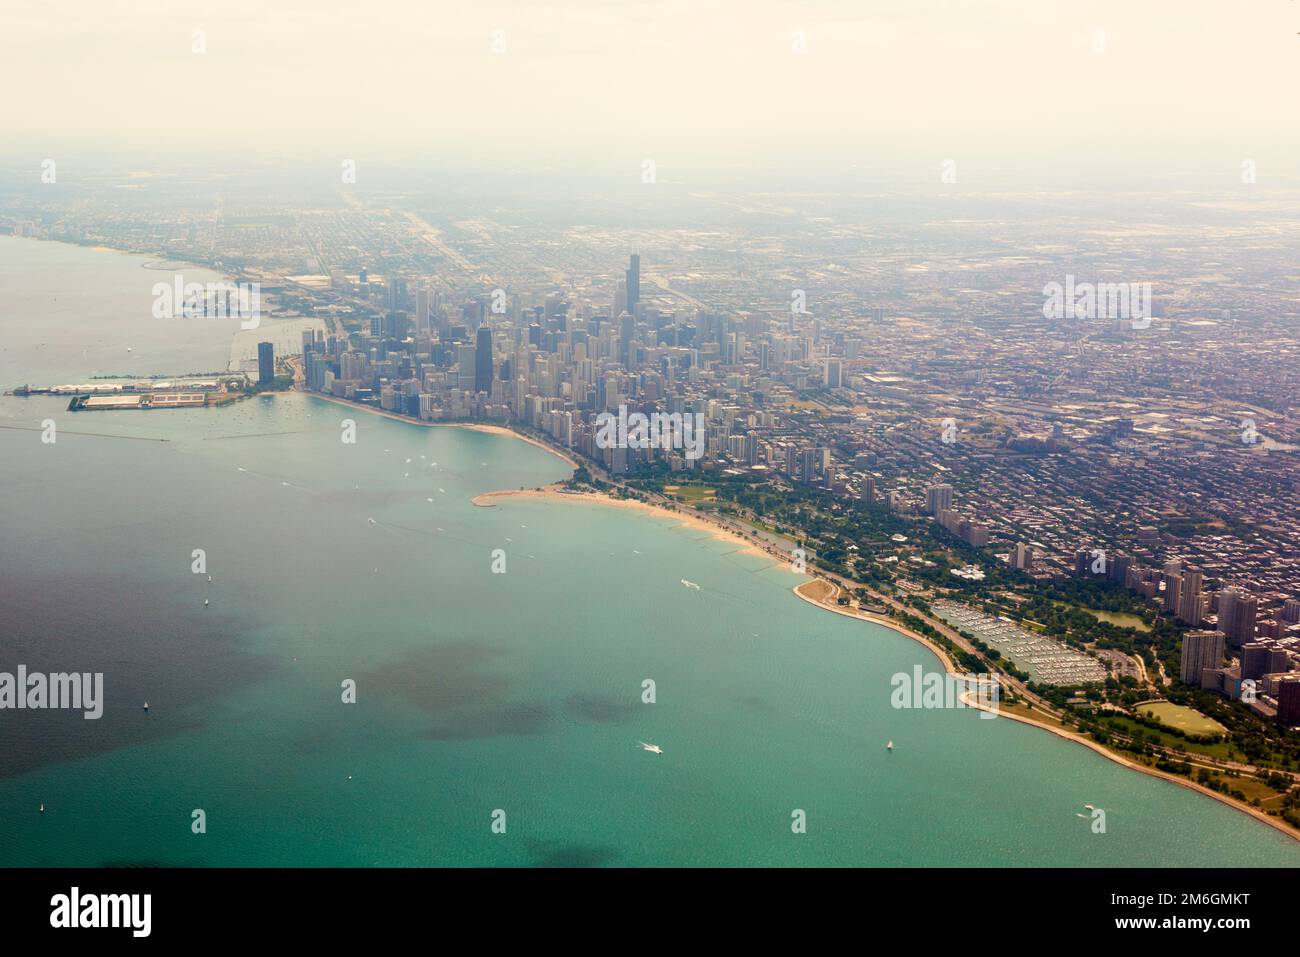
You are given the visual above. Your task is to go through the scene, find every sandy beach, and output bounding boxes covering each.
[473,484,771,559]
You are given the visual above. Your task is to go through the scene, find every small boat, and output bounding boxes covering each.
[207,576,212,583]
[638,741,663,754]
[1083,803,1096,811]
[39,804,45,814]
[203,598,209,607]
[886,741,894,751]
[143,701,149,712]
[680,579,701,590]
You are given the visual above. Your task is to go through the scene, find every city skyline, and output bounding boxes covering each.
[3,1,1300,928]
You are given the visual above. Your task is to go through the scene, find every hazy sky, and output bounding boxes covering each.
[3,0,1299,171]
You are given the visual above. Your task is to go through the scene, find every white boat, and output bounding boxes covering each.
[39,803,44,813]
[203,598,209,606]
[638,741,663,754]
[1083,803,1096,810]
[207,576,212,583]
[143,701,149,711]
[680,579,701,590]
[886,740,894,751]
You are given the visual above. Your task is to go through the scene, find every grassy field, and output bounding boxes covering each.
[1135,701,1228,737]
[1101,714,1232,758]
[663,484,716,504]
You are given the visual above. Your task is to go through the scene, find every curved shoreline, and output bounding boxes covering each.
[790,575,1298,844]
[519,486,1299,844]
[978,696,1300,843]
[292,391,579,468]
[473,484,770,558]
[287,398,1300,845]
[792,578,959,673]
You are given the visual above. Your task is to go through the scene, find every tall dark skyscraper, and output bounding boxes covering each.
[474,326,493,394]
[257,341,274,386]
[625,253,640,316]
[619,311,635,367]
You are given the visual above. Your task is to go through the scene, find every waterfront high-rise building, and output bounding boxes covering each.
[475,327,494,395]
[1180,630,1225,685]
[1218,587,1259,645]
[1163,572,1183,613]
[1012,542,1035,571]
[1241,643,1290,681]
[1277,677,1300,728]
[457,344,477,391]
[618,311,636,367]
[1074,550,1091,577]
[416,287,431,335]
[257,341,274,386]
[1177,569,1204,625]
[798,448,819,485]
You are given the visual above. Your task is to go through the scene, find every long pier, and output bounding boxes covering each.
[6,375,245,411]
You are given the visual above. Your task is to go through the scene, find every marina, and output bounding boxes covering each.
[933,600,1109,685]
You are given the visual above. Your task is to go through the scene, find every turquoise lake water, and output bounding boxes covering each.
[1,237,1297,866]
